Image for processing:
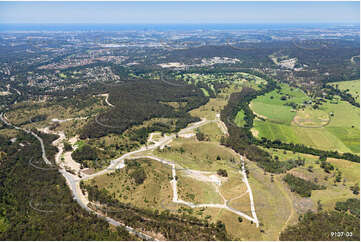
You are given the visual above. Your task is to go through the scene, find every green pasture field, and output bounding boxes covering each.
[331,79,360,103]
[250,83,359,154]
[250,83,309,123]
[253,120,355,153]
[234,110,246,127]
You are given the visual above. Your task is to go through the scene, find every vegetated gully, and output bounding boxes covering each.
[0,112,259,239]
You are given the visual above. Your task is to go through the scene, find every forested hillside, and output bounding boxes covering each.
[81,182,229,241]
[81,79,208,138]
[0,133,135,240]
[280,203,360,241]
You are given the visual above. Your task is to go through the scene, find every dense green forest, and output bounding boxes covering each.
[335,199,360,218]
[124,159,147,185]
[283,174,326,197]
[129,122,175,145]
[0,133,136,240]
[72,144,98,166]
[280,201,360,241]
[81,79,208,139]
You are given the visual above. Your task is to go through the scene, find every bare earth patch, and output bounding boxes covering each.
[251,128,259,137]
[292,110,330,128]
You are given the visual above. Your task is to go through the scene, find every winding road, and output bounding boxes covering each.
[0,112,154,241]
[131,155,258,225]
[99,93,114,107]
[1,113,51,165]
[1,111,260,239]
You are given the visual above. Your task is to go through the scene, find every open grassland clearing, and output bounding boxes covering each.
[159,101,187,111]
[197,122,224,142]
[264,147,360,181]
[213,208,262,240]
[188,154,305,240]
[150,134,258,232]
[220,173,248,201]
[251,83,359,154]
[189,95,229,120]
[234,110,246,127]
[172,162,249,208]
[172,206,252,240]
[250,83,309,123]
[254,120,355,153]
[262,147,360,210]
[228,193,252,217]
[331,79,360,103]
[245,159,304,240]
[177,172,224,204]
[83,147,256,240]
[85,158,174,211]
[154,138,239,171]
[290,158,359,211]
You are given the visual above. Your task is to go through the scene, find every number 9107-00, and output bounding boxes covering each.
[331,232,353,237]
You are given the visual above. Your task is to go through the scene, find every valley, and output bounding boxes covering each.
[0,21,359,241]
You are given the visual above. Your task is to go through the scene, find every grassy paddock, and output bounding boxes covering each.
[197,122,224,142]
[234,110,246,127]
[250,83,309,123]
[251,83,359,154]
[330,79,360,103]
[86,158,173,211]
[154,138,239,171]
[177,172,223,204]
[262,147,360,210]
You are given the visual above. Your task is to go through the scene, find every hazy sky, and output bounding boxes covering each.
[0,1,359,24]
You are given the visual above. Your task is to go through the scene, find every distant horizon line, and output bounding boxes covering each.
[1,22,360,25]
